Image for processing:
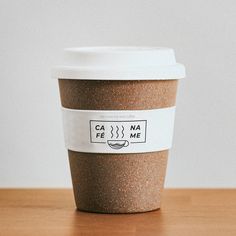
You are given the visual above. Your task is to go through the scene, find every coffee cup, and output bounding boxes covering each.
[52,47,185,213]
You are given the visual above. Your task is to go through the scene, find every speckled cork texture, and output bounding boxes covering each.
[58,79,178,213]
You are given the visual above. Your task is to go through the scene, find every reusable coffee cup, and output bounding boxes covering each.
[52,47,185,213]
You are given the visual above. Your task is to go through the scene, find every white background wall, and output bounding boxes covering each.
[0,0,235,188]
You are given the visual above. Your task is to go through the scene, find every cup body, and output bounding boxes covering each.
[53,47,185,213]
[58,79,177,213]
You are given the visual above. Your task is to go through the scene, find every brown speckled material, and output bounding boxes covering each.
[58,79,178,213]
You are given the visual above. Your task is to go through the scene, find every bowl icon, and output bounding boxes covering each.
[107,140,129,149]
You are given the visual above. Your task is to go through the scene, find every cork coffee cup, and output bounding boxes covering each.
[52,47,185,213]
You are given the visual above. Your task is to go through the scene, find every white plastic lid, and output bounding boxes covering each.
[52,47,185,80]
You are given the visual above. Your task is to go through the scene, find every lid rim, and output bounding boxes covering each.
[52,65,185,80]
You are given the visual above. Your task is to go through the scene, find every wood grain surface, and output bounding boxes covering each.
[0,189,235,236]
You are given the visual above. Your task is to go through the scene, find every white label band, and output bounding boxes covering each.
[61,107,176,154]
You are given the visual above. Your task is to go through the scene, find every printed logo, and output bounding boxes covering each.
[90,120,147,149]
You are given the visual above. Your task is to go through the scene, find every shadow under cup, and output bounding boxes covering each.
[58,79,178,213]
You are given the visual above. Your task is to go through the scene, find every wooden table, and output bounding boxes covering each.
[0,189,235,236]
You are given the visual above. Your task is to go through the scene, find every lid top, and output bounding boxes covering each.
[52,46,185,80]
[65,46,173,53]
[64,47,176,67]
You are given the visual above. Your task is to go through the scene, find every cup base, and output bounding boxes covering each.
[76,206,161,214]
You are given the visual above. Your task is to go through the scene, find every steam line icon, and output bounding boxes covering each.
[110,125,124,139]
